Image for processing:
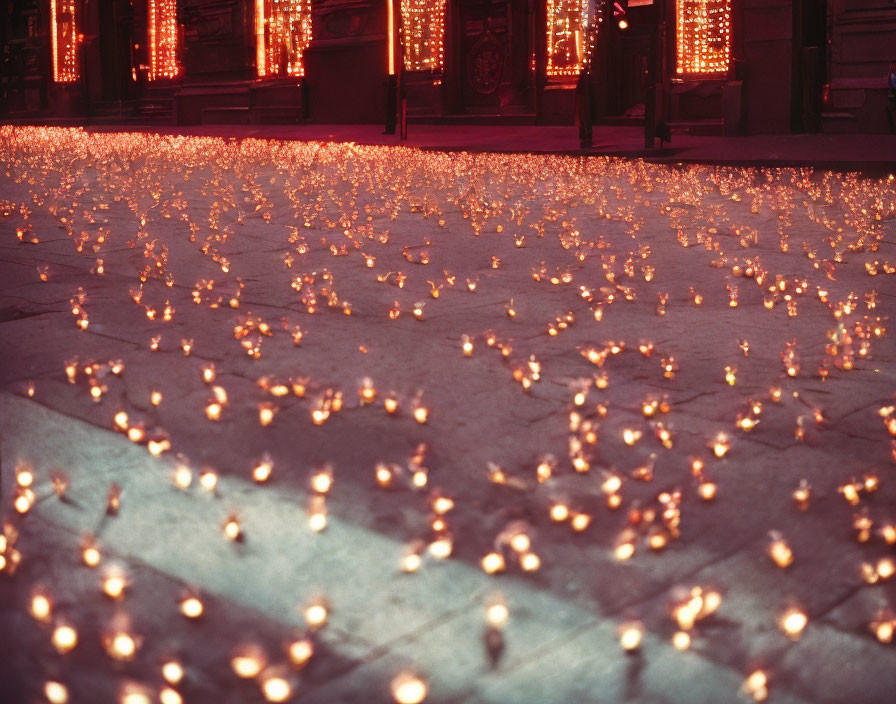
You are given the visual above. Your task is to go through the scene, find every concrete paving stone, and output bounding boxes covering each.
[0,518,366,704]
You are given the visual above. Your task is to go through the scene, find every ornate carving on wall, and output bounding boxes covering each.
[180,0,238,40]
[313,0,375,40]
[467,31,504,95]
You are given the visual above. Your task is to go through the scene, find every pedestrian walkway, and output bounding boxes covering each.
[75,122,896,173]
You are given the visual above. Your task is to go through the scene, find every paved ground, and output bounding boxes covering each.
[0,125,895,703]
[48,122,896,173]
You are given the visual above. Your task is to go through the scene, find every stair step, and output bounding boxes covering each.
[409,113,537,126]
[200,106,251,125]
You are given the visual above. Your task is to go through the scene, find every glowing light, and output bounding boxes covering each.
[485,599,509,628]
[391,672,427,704]
[231,644,267,678]
[52,624,78,654]
[305,602,328,628]
[160,688,182,704]
[711,433,730,458]
[105,631,138,661]
[181,596,204,619]
[429,537,453,559]
[742,670,769,702]
[261,674,292,702]
[51,0,80,82]
[676,0,731,76]
[288,638,314,666]
[45,681,69,704]
[481,552,506,574]
[618,622,643,652]
[550,503,570,522]
[520,552,541,571]
[387,0,396,75]
[672,630,691,650]
[161,660,184,685]
[30,591,53,623]
[256,0,312,78]
[82,537,101,568]
[200,469,219,492]
[311,469,333,494]
[546,1,592,78]
[223,515,242,541]
[768,534,794,568]
[401,1,447,72]
[102,567,127,599]
[780,606,808,639]
[251,453,273,482]
[148,0,181,80]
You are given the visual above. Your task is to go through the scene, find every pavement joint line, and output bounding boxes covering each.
[0,390,815,703]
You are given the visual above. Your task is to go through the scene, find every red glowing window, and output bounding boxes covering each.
[400,0,446,72]
[255,0,313,78]
[148,0,181,80]
[50,0,79,83]
[546,0,591,78]
[676,0,732,76]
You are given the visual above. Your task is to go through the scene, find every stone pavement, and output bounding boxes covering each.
[71,122,896,173]
[0,126,895,704]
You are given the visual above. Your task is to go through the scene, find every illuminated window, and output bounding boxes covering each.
[255,0,313,78]
[148,0,181,80]
[50,0,79,82]
[400,0,446,72]
[546,0,591,78]
[676,0,731,76]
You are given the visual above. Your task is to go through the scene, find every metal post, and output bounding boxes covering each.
[400,94,407,140]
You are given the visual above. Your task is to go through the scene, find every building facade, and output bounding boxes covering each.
[1,0,894,133]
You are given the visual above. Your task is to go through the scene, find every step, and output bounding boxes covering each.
[821,112,858,134]
[668,119,725,136]
[251,105,302,124]
[200,106,251,125]
[408,113,537,127]
[596,116,645,127]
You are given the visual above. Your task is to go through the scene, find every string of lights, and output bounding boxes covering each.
[546,0,592,78]
[676,0,731,76]
[255,0,313,78]
[148,0,181,81]
[50,0,79,83]
[400,0,446,72]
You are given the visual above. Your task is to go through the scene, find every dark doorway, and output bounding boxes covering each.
[602,8,656,121]
[450,0,533,116]
[793,0,827,132]
[95,0,138,105]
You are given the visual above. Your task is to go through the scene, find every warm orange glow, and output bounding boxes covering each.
[256,0,312,78]
[400,0,446,72]
[546,1,591,78]
[391,672,427,704]
[676,0,731,76]
[387,0,396,75]
[51,0,80,82]
[148,0,181,80]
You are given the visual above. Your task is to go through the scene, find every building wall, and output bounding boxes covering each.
[303,0,387,124]
[741,0,794,134]
[3,0,896,133]
[828,0,896,133]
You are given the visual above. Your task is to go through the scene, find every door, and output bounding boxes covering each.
[455,0,532,114]
[607,26,651,117]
